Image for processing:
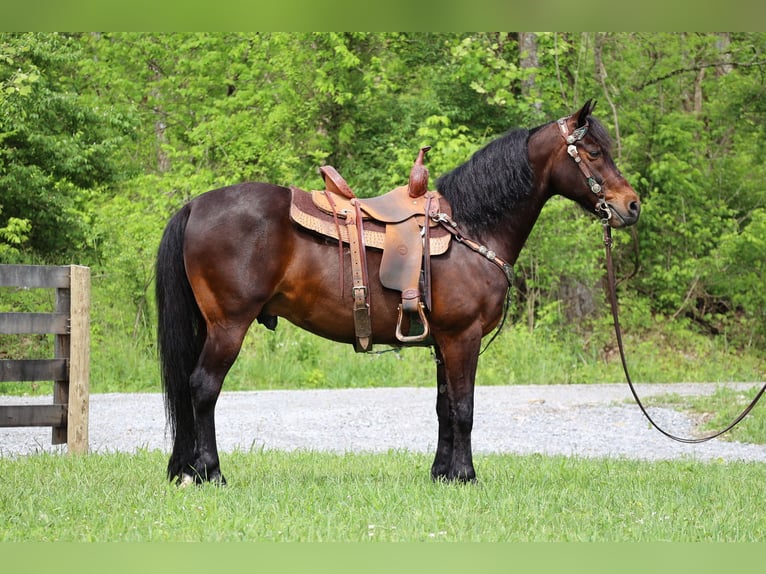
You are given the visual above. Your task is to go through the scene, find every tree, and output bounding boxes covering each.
[0,33,126,258]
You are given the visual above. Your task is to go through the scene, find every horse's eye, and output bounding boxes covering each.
[587,149,602,159]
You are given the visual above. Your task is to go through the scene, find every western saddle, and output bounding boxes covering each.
[289,146,453,352]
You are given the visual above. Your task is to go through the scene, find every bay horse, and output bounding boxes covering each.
[155,100,640,485]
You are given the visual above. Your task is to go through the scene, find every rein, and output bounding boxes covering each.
[558,111,766,442]
[602,223,766,443]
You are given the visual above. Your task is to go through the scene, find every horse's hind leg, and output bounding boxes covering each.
[182,324,248,485]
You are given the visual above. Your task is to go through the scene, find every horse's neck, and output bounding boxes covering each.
[454,126,560,266]
[480,189,549,267]
[487,130,560,263]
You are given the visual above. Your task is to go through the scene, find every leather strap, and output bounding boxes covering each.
[346,200,372,352]
[423,193,435,310]
[323,191,345,298]
[433,212,514,283]
[557,117,606,202]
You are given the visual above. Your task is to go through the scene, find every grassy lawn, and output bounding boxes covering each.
[2,448,765,542]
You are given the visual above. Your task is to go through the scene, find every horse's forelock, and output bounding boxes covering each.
[586,116,613,152]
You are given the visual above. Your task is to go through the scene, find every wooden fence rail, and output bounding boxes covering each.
[0,264,90,453]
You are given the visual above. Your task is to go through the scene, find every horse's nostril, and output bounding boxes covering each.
[629,200,640,215]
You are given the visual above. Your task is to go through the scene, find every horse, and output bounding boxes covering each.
[155,100,641,485]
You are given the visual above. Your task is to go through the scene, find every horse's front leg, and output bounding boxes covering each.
[431,346,453,480]
[432,333,481,482]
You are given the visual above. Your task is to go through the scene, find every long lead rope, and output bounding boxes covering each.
[602,223,766,443]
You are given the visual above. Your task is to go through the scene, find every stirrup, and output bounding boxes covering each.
[395,302,430,343]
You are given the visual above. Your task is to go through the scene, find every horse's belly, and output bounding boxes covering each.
[263,238,403,345]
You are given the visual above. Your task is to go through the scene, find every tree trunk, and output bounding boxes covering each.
[518,32,541,112]
[593,33,622,160]
[148,61,170,173]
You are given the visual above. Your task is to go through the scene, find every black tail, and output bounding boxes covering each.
[155,204,204,480]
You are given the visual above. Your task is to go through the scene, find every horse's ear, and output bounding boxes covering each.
[575,99,597,127]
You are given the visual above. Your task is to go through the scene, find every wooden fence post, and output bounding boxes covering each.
[67,265,90,454]
[0,264,90,454]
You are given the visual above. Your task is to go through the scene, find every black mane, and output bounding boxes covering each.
[436,127,535,234]
[436,115,613,234]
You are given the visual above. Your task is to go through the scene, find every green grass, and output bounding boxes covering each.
[2,449,766,542]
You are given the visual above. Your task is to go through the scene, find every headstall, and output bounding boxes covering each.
[557,117,611,224]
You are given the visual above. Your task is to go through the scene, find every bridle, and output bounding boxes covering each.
[556,116,611,224]
[559,114,766,444]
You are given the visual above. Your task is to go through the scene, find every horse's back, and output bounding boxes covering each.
[184,182,292,244]
[188,181,290,221]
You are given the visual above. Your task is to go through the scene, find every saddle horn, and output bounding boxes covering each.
[408,146,431,198]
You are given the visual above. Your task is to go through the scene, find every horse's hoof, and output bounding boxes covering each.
[431,465,452,482]
[453,472,477,484]
[431,467,477,484]
[176,469,227,487]
[178,473,196,487]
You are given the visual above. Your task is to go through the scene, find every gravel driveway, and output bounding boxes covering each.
[2,383,766,462]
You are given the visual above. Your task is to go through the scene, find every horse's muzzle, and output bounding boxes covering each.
[606,198,640,228]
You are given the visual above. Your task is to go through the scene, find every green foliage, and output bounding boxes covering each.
[385,114,480,184]
[1,33,765,395]
[704,209,766,345]
[447,33,537,120]
[604,33,766,343]
[2,449,766,541]
[513,197,605,330]
[0,208,30,259]
[0,33,128,257]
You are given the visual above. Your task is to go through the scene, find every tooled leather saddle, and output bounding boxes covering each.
[289,147,453,352]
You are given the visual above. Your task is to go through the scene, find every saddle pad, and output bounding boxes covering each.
[290,187,452,255]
